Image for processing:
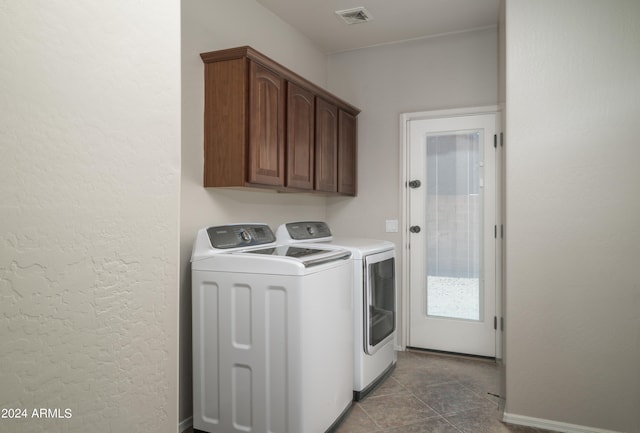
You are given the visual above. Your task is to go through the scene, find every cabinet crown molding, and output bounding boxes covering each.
[200,46,360,116]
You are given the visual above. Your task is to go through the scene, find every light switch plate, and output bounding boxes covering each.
[385,219,398,233]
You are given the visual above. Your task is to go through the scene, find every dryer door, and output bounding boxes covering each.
[364,249,396,354]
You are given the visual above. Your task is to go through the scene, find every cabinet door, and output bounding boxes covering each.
[315,98,338,192]
[287,83,315,190]
[338,110,357,195]
[249,61,285,186]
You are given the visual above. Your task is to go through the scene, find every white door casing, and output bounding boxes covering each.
[403,109,499,357]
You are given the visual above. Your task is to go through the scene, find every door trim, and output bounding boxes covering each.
[399,106,500,354]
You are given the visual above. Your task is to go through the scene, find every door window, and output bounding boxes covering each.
[426,132,481,321]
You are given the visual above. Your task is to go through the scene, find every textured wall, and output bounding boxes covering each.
[0,1,180,432]
[504,1,640,431]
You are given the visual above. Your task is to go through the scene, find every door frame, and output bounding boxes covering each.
[399,106,502,358]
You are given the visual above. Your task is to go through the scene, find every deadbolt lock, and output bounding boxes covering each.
[409,225,421,233]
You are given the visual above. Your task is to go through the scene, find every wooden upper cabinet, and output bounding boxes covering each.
[338,110,357,195]
[200,46,360,195]
[287,82,315,190]
[248,61,285,186]
[315,98,338,193]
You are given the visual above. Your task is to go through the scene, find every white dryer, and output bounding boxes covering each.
[191,224,353,433]
[276,222,397,400]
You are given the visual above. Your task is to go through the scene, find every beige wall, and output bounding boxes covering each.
[0,1,181,432]
[180,0,335,424]
[325,28,499,345]
[504,1,640,431]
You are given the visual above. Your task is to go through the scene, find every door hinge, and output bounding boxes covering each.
[501,224,504,239]
[494,134,497,149]
[500,132,504,147]
[501,316,504,331]
[494,225,497,239]
[493,316,497,330]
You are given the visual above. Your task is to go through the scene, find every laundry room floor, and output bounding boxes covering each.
[335,350,555,433]
[183,350,556,433]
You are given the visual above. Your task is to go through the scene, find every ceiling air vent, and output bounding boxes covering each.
[335,7,373,25]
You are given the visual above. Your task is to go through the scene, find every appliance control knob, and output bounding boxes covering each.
[306,225,315,235]
[240,230,252,242]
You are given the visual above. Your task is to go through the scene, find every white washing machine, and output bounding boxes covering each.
[191,224,354,433]
[276,222,397,400]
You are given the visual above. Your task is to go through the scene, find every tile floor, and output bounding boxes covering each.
[185,350,555,433]
[335,350,553,433]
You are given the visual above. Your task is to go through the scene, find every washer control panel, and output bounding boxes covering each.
[206,224,276,249]
[285,221,332,240]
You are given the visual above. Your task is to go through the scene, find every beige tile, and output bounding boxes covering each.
[366,375,410,398]
[412,381,496,416]
[445,408,555,433]
[358,393,440,429]
[446,358,501,396]
[385,416,462,433]
[393,366,458,391]
[333,404,383,433]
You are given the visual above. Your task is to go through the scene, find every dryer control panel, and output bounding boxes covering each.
[207,224,276,249]
[284,221,332,240]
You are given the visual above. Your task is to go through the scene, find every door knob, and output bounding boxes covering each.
[409,225,421,233]
[408,180,421,189]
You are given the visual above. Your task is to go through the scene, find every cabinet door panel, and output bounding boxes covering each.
[338,110,357,195]
[315,98,338,192]
[287,83,315,190]
[249,61,285,186]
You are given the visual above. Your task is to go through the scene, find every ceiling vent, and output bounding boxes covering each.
[335,7,373,25]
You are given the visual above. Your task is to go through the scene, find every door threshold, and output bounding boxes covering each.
[406,346,496,363]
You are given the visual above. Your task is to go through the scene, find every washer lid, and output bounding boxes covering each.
[191,244,351,274]
[238,245,350,267]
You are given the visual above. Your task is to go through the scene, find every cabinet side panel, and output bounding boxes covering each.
[203,59,247,187]
[338,110,357,196]
[315,98,338,192]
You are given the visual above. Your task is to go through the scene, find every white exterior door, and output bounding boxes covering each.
[408,113,497,357]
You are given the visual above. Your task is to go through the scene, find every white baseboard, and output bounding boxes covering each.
[502,413,624,433]
[178,416,193,433]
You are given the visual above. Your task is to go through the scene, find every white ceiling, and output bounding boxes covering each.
[256,0,501,54]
